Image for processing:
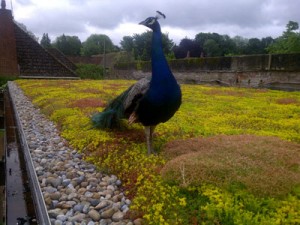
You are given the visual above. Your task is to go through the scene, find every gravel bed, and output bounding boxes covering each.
[8,82,140,225]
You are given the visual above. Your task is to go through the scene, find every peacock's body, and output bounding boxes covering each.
[92,11,181,154]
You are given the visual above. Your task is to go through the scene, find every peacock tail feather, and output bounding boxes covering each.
[91,86,132,129]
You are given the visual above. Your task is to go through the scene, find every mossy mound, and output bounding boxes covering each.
[161,135,300,197]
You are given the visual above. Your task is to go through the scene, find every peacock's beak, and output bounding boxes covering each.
[139,19,147,26]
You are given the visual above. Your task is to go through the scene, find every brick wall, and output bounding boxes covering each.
[0,6,77,78]
[0,8,18,76]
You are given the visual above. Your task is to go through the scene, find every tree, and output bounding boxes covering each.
[132,32,152,60]
[40,33,51,48]
[267,21,300,53]
[162,32,175,57]
[219,34,236,56]
[53,34,82,56]
[203,39,222,57]
[232,36,248,55]
[124,31,174,61]
[173,38,203,58]
[120,36,134,52]
[285,21,299,35]
[261,37,274,53]
[172,44,186,59]
[195,32,216,47]
[195,32,237,56]
[81,34,115,56]
[245,38,263,54]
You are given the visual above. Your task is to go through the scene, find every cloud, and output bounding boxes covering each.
[14,0,32,5]
[11,0,300,45]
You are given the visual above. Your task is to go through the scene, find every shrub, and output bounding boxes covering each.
[0,76,17,88]
[76,63,104,79]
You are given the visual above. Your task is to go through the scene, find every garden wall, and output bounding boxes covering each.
[110,53,300,91]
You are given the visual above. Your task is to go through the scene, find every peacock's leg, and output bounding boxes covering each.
[150,125,156,154]
[145,126,156,154]
[145,126,152,154]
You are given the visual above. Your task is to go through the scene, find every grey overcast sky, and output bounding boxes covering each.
[10,0,300,46]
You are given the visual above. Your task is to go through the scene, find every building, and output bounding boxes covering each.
[0,0,78,78]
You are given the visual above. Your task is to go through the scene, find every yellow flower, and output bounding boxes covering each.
[179,198,186,207]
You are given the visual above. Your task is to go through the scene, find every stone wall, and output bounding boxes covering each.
[110,53,300,91]
[68,52,121,69]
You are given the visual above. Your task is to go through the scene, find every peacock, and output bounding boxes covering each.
[92,11,182,154]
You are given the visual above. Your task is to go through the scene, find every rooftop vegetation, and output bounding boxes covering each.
[16,79,300,224]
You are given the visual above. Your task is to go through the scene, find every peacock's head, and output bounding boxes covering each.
[139,11,165,31]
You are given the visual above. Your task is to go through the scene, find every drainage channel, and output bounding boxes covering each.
[0,92,5,225]
[3,86,51,225]
[4,89,36,225]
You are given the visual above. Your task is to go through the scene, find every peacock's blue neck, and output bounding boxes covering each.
[151,27,173,82]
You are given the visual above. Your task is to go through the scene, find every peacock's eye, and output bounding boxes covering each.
[147,18,156,25]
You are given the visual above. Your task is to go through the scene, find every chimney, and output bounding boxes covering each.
[1,0,6,9]
[0,0,19,77]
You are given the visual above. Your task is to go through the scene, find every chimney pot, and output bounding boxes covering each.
[1,0,6,9]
